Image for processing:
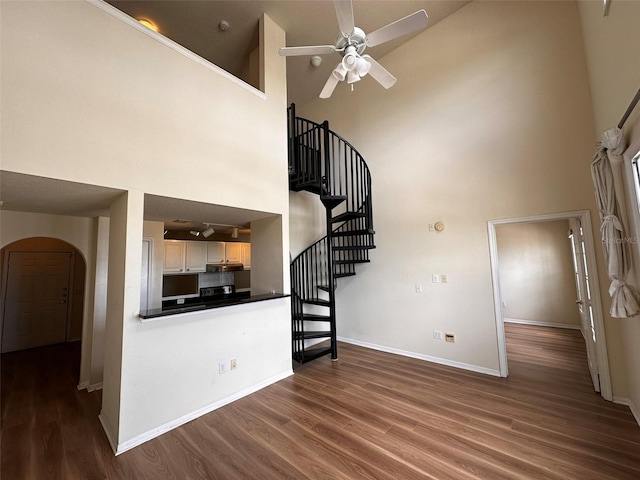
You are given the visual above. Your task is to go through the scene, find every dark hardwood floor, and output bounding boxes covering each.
[2,324,639,479]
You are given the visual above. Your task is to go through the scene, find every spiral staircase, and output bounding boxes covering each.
[288,104,375,363]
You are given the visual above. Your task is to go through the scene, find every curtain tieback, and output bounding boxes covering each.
[601,214,623,232]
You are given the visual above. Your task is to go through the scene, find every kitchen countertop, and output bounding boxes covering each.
[139,292,290,321]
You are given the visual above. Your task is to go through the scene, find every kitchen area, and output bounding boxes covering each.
[139,195,289,321]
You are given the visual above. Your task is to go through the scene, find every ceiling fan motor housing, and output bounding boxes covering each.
[336,27,367,55]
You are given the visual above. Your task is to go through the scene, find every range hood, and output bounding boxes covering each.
[206,263,244,273]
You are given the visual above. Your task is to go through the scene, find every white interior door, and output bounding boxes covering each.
[2,251,72,353]
[568,218,600,392]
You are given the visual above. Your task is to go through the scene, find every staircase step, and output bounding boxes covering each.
[321,195,347,209]
[294,330,332,340]
[331,212,366,224]
[291,179,327,196]
[293,313,331,322]
[304,297,331,307]
[317,285,334,293]
[333,245,376,251]
[334,259,371,265]
[334,272,356,279]
[332,228,376,237]
[294,346,332,364]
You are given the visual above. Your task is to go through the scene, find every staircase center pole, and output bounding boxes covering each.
[322,120,338,361]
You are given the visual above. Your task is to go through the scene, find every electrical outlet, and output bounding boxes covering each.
[445,333,455,343]
[415,283,423,293]
[441,274,448,283]
[218,362,226,374]
[432,274,440,283]
[230,358,237,370]
[433,330,443,340]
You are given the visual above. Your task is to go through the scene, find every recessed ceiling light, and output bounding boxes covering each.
[137,18,159,32]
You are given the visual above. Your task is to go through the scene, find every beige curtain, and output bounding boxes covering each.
[591,127,640,318]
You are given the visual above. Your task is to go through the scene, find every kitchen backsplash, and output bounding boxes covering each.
[198,272,234,288]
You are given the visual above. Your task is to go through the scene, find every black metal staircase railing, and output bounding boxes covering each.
[288,103,375,364]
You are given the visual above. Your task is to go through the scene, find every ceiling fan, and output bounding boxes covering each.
[278,0,428,99]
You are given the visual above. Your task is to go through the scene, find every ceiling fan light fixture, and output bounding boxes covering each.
[356,57,371,77]
[347,70,361,84]
[332,63,348,81]
[342,47,358,71]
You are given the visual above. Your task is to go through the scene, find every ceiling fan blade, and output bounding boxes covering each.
[362,55,396,89]
[334,0,355,36]
[278,45,336,57]
[365,10,429,47]
[320,71,341,99]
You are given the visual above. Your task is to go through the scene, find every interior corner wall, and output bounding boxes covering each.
[496,221,581,327]
[297,1,616,382]
[578,0,640,416]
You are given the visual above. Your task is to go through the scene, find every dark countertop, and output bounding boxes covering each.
[139,292,290,321]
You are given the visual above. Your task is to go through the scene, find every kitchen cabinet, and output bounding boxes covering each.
[185,242,207,272]
[225,242,242,264]
[163,241,185,273]
[164,241,207,273]
[206,242,246,264]
[206,242,225,264]
[241,243,251,269]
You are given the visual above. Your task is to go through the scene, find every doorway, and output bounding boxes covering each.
[488,210,612,401]
[1,238,86,354]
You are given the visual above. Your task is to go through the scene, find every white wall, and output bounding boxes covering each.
[1,1,291,451]
[496,221,581,328]
[297,2,618,382]
[579,0,640,419]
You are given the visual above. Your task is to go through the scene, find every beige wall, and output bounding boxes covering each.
[579,0,640,418]
[1,1,291,451]
[298,2,614,380]
[496,221,581,328]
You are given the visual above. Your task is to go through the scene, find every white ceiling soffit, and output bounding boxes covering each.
[0,171,125,218]
[143,194,276,229]
[105,1,470,106]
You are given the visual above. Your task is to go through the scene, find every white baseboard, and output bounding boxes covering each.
[111,369,294,455]
[77,381,103,392]
[613,396,640,427]
[504,318,582,330]
[337,336,500,377]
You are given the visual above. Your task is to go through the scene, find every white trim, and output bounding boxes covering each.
[111,369,293,455]
[503,318,582,330]
[613,396,640,427]
[77,381,89,391]
[86,0,267,101]
[488,210,613,401]
[338,336,501,377]
[88,382,103,392]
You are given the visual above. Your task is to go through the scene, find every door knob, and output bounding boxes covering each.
[59,300,67,304]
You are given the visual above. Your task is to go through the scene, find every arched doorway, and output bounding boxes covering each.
[1,237,86,353]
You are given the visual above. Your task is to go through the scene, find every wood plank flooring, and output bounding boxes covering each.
[2,324,639,479]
